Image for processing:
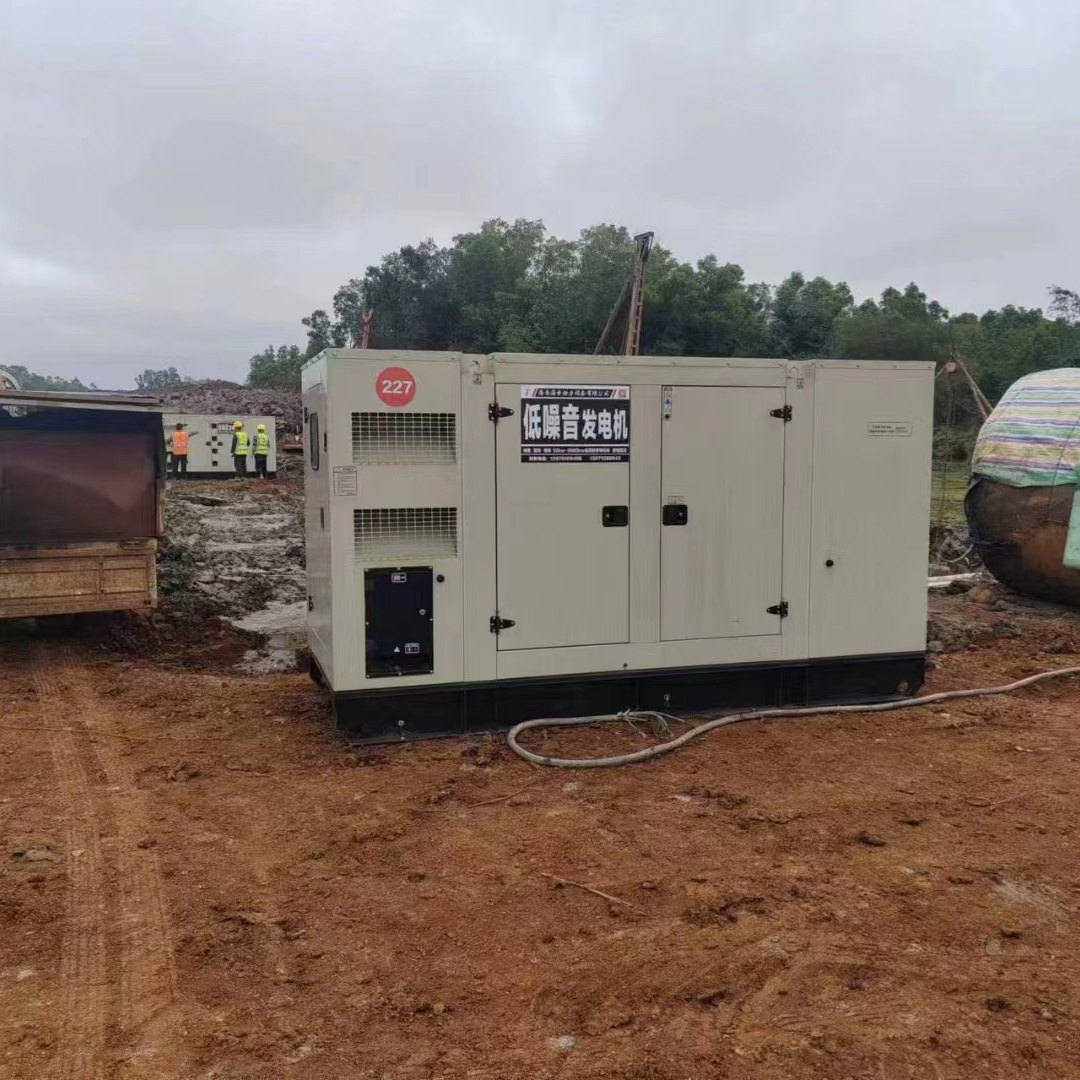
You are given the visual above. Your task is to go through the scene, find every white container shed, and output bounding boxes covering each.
[302,350,934,742]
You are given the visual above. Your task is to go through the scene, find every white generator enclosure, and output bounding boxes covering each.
[302,350,934,741]
[162,412,278,476]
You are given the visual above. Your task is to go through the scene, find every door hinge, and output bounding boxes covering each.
[490,614,516,634]
[770,404,793,422]
[488,403,514,423]
[767,601,789,618]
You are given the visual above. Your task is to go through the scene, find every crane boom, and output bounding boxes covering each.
[623,231,653,356]
[593,231,654,356]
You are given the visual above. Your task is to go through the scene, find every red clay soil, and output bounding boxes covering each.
[3,588,1080,1078]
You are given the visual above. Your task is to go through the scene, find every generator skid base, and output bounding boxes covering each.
[302,351,935,747]
[322,654,926,744]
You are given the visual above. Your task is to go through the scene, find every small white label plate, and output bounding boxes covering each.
[332,465,358,495]
[866,420,913,437]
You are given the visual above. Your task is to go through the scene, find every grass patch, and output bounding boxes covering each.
[931,463,970,526]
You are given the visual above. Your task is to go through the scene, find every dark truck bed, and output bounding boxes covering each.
[0,391,164,619]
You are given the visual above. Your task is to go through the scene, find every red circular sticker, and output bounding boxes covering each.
[375,366,417,407]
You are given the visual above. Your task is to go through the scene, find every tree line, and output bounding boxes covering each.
[244,219,1080,426]
[114,219,1080,421]
[0,365,96,393]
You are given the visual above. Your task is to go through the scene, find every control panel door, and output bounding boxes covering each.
[809,367,932,658]
[364,567,434,677]
[660,386,786,640]
[495,383,630,651]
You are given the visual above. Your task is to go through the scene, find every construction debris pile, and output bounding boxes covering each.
[928,523,981,576]
[159,480,306,672]
[158,382,302,432]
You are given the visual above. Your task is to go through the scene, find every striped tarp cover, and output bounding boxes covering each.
[972,368,1080,487]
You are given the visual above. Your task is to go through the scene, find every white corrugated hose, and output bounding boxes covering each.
[506,667,1080,768]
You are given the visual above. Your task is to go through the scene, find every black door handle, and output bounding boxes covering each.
[662,503,688,526]
[602,505,629,527]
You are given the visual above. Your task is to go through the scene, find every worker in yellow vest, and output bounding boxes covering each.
[253,422,271,479]
[230,420,250,479]
[166,421,198,479]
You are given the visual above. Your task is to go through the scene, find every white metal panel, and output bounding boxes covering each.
[163,413,278,474]
[488,354,789,389]
[302,387,333,680]
[494,383,630,651]
[628,386,661,643]
[809,365,934,658]
[323,353,466,691]
[329,357,462,509]
[460,369,498,682]
[660,386,786,640]
[777,363,814,661]
[494,634,784,679]
[308,352,931,697]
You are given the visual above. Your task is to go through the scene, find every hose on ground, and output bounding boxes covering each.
[506,665,1080,768]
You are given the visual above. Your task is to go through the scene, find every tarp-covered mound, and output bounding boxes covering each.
[972,368,1080,486]
[968,368,1080,599]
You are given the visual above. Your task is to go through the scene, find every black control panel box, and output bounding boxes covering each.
[364,567,434,678]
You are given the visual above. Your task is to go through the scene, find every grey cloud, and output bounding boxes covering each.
[2,0,1080,386]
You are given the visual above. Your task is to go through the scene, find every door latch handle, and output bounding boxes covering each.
[602,505,629,527]
[662,503,688,526]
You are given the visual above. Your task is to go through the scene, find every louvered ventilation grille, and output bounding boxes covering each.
[352,412,457,465]
[354,508,458,561]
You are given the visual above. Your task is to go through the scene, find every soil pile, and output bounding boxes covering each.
[159,382,302,432]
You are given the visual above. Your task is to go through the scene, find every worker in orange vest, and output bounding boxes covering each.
[166,422,198,479]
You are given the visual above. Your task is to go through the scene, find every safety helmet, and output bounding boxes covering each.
[257,423,266,432]
[233,420,243,429]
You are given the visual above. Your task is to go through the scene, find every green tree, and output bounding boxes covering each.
[962,306,1080,399]
[768,272,854,357]
[301,309,346,357]
[493,234,584,352]
[1048,286,1080,324]
[448,218,546,352]
[493,224,640,354]
[643,254,770,356]
[135,367,190,391]
[291,221,1080,407]
[346,240,454,350]
[247,345,305,389]
[832,283,950,366]
[0,365,93,392]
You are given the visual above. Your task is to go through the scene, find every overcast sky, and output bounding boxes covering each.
[2,0,1078,387]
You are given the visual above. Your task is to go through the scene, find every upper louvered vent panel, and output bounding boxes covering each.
[352,412,457,465]
[353,508,458,561]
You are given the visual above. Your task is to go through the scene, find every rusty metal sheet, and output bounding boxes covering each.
[0,389,161,410]
[0,428,160,544]
[966,477,1080,605]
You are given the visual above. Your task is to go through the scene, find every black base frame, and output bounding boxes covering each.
[315,652,926,744]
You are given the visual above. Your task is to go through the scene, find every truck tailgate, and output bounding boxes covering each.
[0,540,157,618]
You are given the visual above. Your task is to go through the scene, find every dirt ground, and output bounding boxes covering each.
[4,586,1080,1079]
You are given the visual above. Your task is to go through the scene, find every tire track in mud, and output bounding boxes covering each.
[26,643,182,1078]
[44,688,109,1080]
[58,660,181,1048]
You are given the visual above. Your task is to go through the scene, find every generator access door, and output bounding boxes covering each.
[660,386,786,640]
[495,383,631,650]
